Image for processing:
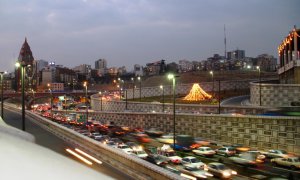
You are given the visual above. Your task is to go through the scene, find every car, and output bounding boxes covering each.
[157,144,182,164]
[170,144,192,152]
[192,147,216,157]
[117,144,133,154]
[179,165,213,179]
[181,156,207,169]
[229,154,257,167]
[156,134,174,144]
[132,149,148,159]
[133,133,152,143]
[243,150,266,163]
[230,144,250,153]
[261,149,293,159]
[271,157,300,170]
[126,142,141,150]
[207,162,237,179]
[215,147,236,157]
[146,154,169,167]
[144,128,163,137]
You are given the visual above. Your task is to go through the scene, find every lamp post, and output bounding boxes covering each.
[168,74,176,150]
[47,83,53,120]
[218,80,221,114]
[257,66,261,106]
[125,89,128,110]
[131,77,135,100]
[138,76,141,101]
[160,85,165,113]
[83,81,88,124]
[210,71,214,97]
[15,61,29,131]
[0,71,7,119]
[99,91,103,111]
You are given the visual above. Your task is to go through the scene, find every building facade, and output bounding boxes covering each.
[14,38,37,92]
[278,26,300,84]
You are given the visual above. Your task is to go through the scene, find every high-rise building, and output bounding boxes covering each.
[227,49,245,60]
[95,59,107,69]
[14,38,37,91]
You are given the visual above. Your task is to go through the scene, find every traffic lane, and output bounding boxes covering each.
[140,137,300,179]
[190,153,300,179]
[3,109,134,180]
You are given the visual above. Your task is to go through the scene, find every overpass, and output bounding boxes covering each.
[2,91,97,99]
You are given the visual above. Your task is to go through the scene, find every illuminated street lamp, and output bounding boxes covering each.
[83,81,88,124]
[168,74,177,150]
[138,76,141,101]
[99,91,103,111]
[256,66,261,106]
[160,85,165,113]
[209,71,214,97]
[0,71,7,119]
[47,83,53,120]
[131,77,135,100]
[15,61,30,131]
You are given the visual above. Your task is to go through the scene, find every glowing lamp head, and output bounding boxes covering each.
[15,62,20,68]
[167,74,174,80]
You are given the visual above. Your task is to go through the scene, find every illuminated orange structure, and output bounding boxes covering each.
[183,83,212,101]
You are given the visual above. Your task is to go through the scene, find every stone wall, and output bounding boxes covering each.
[126,80,252,99]
[91,96,265,115]
[250,82,300,107]
[87,111,300,155]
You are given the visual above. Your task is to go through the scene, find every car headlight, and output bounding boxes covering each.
[231,171,237,175]
[222,172,231,177]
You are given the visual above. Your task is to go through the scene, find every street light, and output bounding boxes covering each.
[0,71,7,119]
[160,85,165,113]
[256,66,261,106]
[209,71,214,97]
[131,77,135,100]
[47,83,53,120]
[168,74,176,150]
[15,61,30,131]
[83,81,88,124]
[99,91,103,111]
[138,76,141,101]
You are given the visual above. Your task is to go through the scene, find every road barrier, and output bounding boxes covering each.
[5,103,183,180]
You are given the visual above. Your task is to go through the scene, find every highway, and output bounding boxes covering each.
[3,108,133,180]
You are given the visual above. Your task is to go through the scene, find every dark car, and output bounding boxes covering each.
[146,154,168,167]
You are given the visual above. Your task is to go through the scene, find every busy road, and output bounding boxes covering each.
[31,102,300,180]
[3,108,134,180]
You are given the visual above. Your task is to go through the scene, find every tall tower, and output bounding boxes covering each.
[224,24,227,59]
[15,38,36,91]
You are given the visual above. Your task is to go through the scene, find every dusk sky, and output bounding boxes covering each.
[0,0,299,72]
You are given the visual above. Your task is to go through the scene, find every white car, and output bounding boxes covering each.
[271,157,300,170]
[132,150,148,159]
[261,149,292,159]
[181,156,207,169]
[118,144,133,154]
[192,147,216,157]
[207,162,237,179]
[179,165,213,179]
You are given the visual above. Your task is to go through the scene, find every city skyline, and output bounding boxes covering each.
[0,0,299,72]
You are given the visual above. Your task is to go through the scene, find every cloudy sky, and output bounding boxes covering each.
[0,0,299,72]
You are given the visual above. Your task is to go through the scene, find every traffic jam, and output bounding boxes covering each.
[32,103,300,179]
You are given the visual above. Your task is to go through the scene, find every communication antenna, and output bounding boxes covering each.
[224,24,227,60]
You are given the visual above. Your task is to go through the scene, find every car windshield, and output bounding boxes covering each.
[280,150,288,154]
[293,158,300,162]
[137,151,146,154]
[216,164,229,170]
[190,158,200,163]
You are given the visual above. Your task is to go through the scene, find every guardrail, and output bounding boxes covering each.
[5,103,183,180]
